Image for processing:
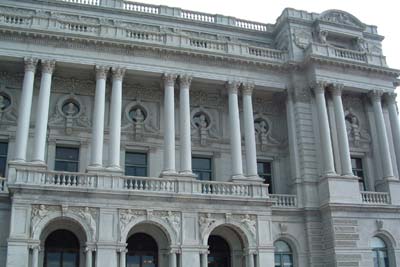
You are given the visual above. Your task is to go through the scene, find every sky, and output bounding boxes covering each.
[130,0,400,71]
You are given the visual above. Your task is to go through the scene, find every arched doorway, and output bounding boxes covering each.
[44,229,80,267]
[208,235,231,267]
[127,233,158,267]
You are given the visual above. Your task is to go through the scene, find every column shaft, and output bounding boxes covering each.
[201,253,207,267]
[227,81,244,178]
[370,91,394,178]
[119,251,126,267]
[109,67,125,168]
[331,85,353,176]
[86,250,92,267]
[162,74,177,175]
[247,254,254,267]
[313,82,336,175]
[242,84,258,178]
[32,60,55,162]
[385,93,400,175]
[169,252,177,267]
[90,66,108,167]
[14,58,37,161]
[179,75,193,175]
[32,247,39,267]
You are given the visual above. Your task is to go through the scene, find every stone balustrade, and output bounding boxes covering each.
[270,194,297,208]
[61,0,100,5]
[181,10,215,23]
[123,1,159,14]
[361,191,391,204]
[8,168,270,200]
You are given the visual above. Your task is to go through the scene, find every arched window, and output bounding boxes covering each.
[372,237,389,267]
[208,235,230,267]
[274,240,293,267]
[44,229,80,267]
[127,233,158,267]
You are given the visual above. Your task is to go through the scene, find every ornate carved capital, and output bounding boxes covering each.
[225,81,240,95]
[384,92,397,105]
[163,73,177,88]
[242,83,255,96]
[112,67,126,81]
[311,81,327,95]
[368,90,383,102]
[24,57,38,72]
[41,59,56,74]
[179,74,192,89]
[329,83,344,97]
[95,65,108,80]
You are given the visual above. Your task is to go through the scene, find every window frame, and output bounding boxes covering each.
[371,237,390,267]
[54,146,80,173]
[0,141,8,178]
[125,151,148,177]
[351,156,366,191]
[257,160,273,193]
[192,156,213,181]
[274,240,294,267]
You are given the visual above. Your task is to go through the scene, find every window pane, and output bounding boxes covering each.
[126,153,147,165]
[56,147,79,160]
[47,252,61,267]
[201,172,211,181]
[274,254,281,267]
[143,255,156,267]
[127,255,140,267]
[135,167,147,177]
[55,147,79,172]
[0,158,6,177]
[192,158,211,169]
[0,142,8,155]
[126,166,136,176]
[63,252,77,267]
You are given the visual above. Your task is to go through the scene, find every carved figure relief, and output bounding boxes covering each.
[254,117,279,151]
[191,109,217,146]
[0,90,17,122]
[31,204,49,237]
[123,101,158,140]
[119,209,139,235]
[240,214,256,238]
[292,28,312,49]
[344,108,370,147]
[162,211,181,237]
[320,10,365,28]
[199,213,216,237]
[78,207,97,241]
[49,94,90,134]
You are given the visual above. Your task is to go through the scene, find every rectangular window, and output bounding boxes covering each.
[0,142,8,177]
[54,146,79,172]
[192,157,212,181]
[351,157,366,191]
[125,152,147,176]
[257,161,273,193]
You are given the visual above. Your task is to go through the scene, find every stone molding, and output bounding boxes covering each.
[24,57,38,72]
[179,74,192,89]
[95,65,109,80]
[163,73,177,87]
[41,59,56,74]
[111,67,126,81]
[225,81,240,95]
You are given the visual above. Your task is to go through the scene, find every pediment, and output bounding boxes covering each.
[319,10,365,29]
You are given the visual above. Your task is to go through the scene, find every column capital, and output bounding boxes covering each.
[85,246,96,252]
[112,67,126,81]
[95,65,109,80]
[242,83,255,96]
[117,247,128,253]
[24,57,38,72]
[225,81,241,94]
[311,80,327,95]
[384,92,397,104]
[163,73,177,87]
[179,74,192,89]
[28,243,41,251]
[41,59,56,74]
[368,90,384,102]
[329,83,345,96]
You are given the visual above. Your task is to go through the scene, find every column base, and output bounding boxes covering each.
[9,160,48,170]
[86,165,107,173]
[160,170,178,178]
[104,166,124,175]
[177,171,197,180]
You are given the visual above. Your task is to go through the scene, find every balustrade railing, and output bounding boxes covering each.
[247,46,285,60]
[126,30,164,42]
[189,39,227,51]
[181,10,215,23]
[61,0,100,5]
[123,1,159,14]
[10,168,270,200]
[235,19,268,31]
[2,15,30,25]
[59,22,99,34]
[270,194,297,207]
[332,47,367,62]
[361,191,390,204]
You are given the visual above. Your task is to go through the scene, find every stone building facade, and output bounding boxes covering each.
[0,0,399,266]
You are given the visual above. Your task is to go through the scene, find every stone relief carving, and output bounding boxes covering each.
[124,84,162,102]
[199,213,216,237]
[344,108,371,147]
[376,219,383,230]
[292,28,312,49]
[31,204,50,237]
[279,222,288,233]
[320,10,364,28]
[190,90,223,108]
[78,207,97,241]
[254,116,280,151]
[119,209,142,238]
[191,108,218,146]
[122,101,158,139]
[49,94,91,134]
[51,77,95,96]
[318,30,328,44]
[0,90,17,123]
[161,211,181,237]
[240,214,256,238]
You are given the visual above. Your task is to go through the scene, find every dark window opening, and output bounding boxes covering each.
[0,142,8,177]
[127,233,158,267]
[208,235,230,267]
[257,161,273,193]
[44,229,80,267]
[192,157,212,181]
[55,147,79,172]
[351,157,365,191]
[125,152,147,177]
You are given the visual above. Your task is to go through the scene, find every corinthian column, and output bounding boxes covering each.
[330,84,353,176]
[242,83,260,179]
[226,81,244,179]
[312,81,336,175]
[179,75,193,176]
[89,66,108,168]
[370,90,394,179]
[32,59,56,163]
[108,67,125,169]
[385,92,400,175]
[14,57,38,161]
[161,73,177,176]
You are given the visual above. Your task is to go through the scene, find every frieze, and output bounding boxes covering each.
[52,77,95,96]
